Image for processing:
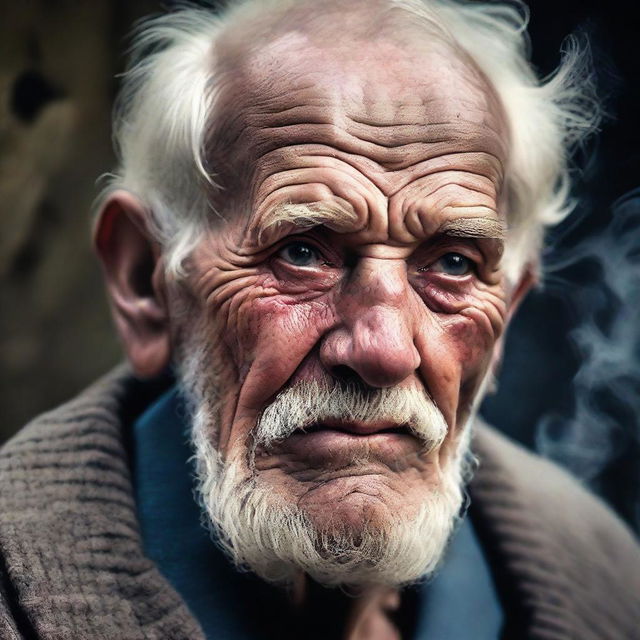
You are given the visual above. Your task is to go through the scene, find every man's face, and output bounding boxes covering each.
[174,35,510,582]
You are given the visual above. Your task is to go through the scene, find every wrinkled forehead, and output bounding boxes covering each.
[208,10,509,210]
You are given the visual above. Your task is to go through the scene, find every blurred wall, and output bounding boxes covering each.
[0,1,156,438]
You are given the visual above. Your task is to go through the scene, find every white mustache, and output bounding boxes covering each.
[254,380,448,452]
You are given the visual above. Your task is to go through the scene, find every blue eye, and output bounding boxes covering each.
[430,253,474,276]
[278,242,321,267]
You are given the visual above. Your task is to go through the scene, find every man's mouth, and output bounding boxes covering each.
[259,419,424,471]
[299,419,411,437]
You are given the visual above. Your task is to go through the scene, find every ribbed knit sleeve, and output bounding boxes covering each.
[0,367,205,640]
[471,425,640,640]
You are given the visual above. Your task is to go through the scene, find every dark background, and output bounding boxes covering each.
[1,1,638,532]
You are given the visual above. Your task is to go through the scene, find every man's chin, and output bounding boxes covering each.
[198,449,465,589]
[281,474,425,536]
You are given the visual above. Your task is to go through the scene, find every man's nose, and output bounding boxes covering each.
[320,258,421,388]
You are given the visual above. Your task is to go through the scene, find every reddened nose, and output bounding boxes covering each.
[320,257,420,387]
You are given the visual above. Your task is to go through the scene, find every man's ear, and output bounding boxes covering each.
[94,190,170,378]
[489,264,537,383]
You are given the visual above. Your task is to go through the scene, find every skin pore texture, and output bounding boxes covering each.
[178,29,512,533]
[96,3,529,634]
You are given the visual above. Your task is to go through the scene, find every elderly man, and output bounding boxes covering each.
[1,0,638,638]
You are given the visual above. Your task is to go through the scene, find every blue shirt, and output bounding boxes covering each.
[132,388,503,639]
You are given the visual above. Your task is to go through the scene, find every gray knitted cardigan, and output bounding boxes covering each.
[0,367,638,639]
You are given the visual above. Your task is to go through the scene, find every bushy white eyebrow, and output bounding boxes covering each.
[256,201,359,243]
[254,204,507,250]
[438,216,506,241]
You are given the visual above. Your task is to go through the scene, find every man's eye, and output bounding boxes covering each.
[427,253,474,276]
[278,242,321,267]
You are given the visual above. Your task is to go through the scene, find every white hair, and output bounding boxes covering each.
[194,437,466,588]
[101,0,600,281]
[252,379,448,453]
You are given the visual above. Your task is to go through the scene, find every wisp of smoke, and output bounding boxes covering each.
[536,188,640,526]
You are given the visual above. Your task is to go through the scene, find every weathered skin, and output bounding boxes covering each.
[173,33,513,533]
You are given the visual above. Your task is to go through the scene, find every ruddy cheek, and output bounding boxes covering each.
[232,295,336,411]
[442,314,495,377]
[442,288,505,372]
[414,279,505,423]
[416,275,506,338]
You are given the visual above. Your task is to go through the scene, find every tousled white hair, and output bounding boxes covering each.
[100,0,600,281]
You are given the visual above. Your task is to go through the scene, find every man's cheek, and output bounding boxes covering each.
[230,295,336,411]
[445,305,505,416]
[432,281,507,366]
[416,300,505,425]
[446,311,502,374]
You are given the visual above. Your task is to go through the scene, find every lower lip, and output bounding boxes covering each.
[269,429,423,468]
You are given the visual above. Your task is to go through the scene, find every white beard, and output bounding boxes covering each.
[177,333,473,589]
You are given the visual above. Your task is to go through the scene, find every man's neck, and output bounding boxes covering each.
[289,575,402,640]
